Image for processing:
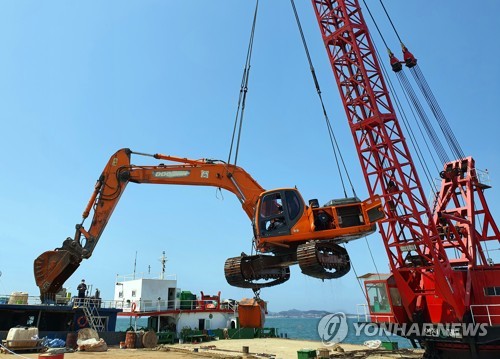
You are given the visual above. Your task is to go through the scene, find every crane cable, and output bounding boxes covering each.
[378,45,441,184]
[398,71,450,164]
[409,66,465,160]
[227,0,259,166]
[378,0,465,161]
[290,0,355,199]
[342,243,405,358]
[361,0,440,198]
[378,0,403,44]
[361,0,450,165]
[360,1,441,242]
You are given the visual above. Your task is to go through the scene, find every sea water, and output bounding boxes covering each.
[116,316,412,348]
[266,317,412,348]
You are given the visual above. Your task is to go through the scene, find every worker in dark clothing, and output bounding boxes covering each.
[94,288,101,308]
[77,279,87,305]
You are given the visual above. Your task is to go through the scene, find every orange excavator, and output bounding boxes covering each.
[34,148,383,301]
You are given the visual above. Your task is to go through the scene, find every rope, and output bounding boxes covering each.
[362,0,390,51]
[361,5,439,207]
[290,0,356,198]
[410,66,465,160]
[371,35,440,192]
[364,0,450,165]
[0,343,34,359]
[378,0,403,44]
[355,8,433,238]
[365,237,381,279]
[393,74,441,176]
[342,244,405,357]
[373,0,464,162]
[398,71,450,164]
[227,0,259,166]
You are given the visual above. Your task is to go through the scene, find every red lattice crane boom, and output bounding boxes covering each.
[311,2,500,356]
[311,0,500,330]
[311,0,463,322]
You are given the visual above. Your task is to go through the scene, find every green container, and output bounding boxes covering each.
[211,329,224,339]
[381,341,399,350]
[297,349,316,359]
[240,327,255,339]
[180,291,194,309]
[157,331,175,344]
[226,327,255,339]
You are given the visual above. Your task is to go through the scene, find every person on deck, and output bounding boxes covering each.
[77,279,87,305]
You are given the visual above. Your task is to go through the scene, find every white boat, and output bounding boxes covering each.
[114,273,240,336]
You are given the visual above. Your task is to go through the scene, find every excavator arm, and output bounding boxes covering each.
[34,148,265,301]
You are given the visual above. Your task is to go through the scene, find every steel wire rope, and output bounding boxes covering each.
[372,32,440,194]
[393,75,441,176]
[291,1,411,336]
[475,206,493,263]
[227,0,259,167]
[0,344,33,359]
[342,243,405,357]
[410,66,465,160]
[290,0,356,199]
[378,0,465,161]
[398,71,450,164]
[361,0,438,239]
[362,0,449,168]
[362,1,456,265]
[365,236,381,279]
[358,2,494,343]
[378,0,403,44]
[362,0,441,221]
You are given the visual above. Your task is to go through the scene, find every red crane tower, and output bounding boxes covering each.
[311,1,500,357]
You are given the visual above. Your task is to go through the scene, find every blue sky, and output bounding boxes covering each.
[0,1,499,313]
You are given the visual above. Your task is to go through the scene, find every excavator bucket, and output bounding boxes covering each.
[34,250,81,303]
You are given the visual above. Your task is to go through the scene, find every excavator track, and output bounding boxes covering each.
[297,240,350,280]
[224,255,291,290]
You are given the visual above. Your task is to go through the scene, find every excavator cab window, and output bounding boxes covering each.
[258,189,304,237]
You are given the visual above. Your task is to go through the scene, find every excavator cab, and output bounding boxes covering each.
[253,188,384,250]
[257,189,304,238]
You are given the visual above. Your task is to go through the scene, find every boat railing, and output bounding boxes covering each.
[115,273,177,282]
[356,303,370,321]
[470,304,500,326]
[0,294,122,310]
[116,298,236,313]
[1,294,238,313]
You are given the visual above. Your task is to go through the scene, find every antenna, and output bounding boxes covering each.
[160,251,167,279]
[133,251,137,279]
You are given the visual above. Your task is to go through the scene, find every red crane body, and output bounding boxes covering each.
[311,0,500,356]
